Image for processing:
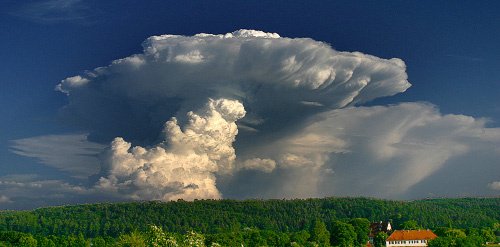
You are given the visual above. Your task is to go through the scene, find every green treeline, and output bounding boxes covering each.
[0,221,371,247]
[0,197,499,239]
[0,221,498,247]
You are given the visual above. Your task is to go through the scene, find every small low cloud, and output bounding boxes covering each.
[489,182,500,190]
[300,101,324,107]
[0,174,93,210]
[0,196,12,203]
[242,158,276,173]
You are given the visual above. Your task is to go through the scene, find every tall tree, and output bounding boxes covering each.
[480,228,496,243]
[373,232,388,247]
[118,230,145,247]
[183,231,206,247]
[291,230,311,246]
[144,225,177,247]
[348,218,370,246]
[18,234,38,247]
[330,221,356,247]
[309,220,330,247]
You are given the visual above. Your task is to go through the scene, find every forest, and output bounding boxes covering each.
[0,197,499,246]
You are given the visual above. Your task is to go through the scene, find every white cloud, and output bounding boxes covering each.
[8,30,500,208]
[174,50,205,64]
[300,101,324,107]
[11,101,498,206]
[0,196,12,203]
[490,182,500,190]
[54,29,410,144]
[242,158,276,173]
[279,153,318,169]
[56,75,90,94]
[94,98,245,201]
[10,134,105,178]
[220,102,500,200]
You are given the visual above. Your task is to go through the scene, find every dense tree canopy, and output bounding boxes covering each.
[0,221,498,247]
[0,197,500,247]
[1,197,499,239]
[401,220,421,230]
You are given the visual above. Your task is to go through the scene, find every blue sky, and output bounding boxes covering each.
[1,0,499,210]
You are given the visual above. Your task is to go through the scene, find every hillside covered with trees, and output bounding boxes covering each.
[1,197,499,240]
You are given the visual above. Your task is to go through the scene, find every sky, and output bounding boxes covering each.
[1,0,499,210]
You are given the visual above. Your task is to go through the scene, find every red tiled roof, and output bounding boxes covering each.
[386,230,438,241]
[365,242,373,247]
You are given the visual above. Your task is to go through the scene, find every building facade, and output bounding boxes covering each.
[385,230,438,247]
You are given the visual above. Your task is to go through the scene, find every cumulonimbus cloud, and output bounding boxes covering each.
[55,29,410,144]
[6,30,500,208]
[53,29,411,201]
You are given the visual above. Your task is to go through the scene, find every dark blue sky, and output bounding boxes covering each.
[1,0,499,209]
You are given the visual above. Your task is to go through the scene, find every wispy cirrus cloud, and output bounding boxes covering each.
[10,134,105,178]
[445,54,484,62]
[11,0,95,24]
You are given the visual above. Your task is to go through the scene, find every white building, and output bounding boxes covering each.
[385,229,438,247]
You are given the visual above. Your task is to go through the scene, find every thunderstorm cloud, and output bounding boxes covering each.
[6,30,500,209]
